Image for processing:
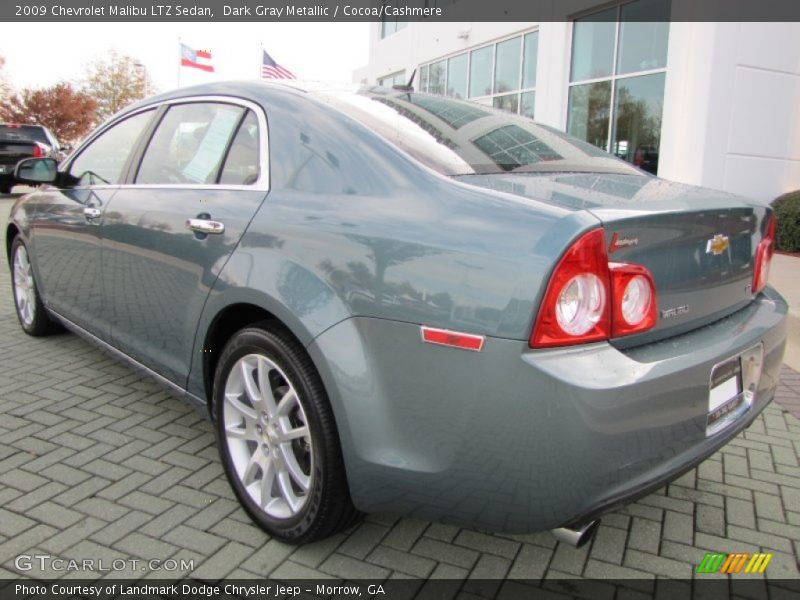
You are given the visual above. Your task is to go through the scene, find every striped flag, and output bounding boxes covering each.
[261,50,295,80]
[181,43,214,72]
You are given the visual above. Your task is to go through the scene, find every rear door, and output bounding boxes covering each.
[101,98,269,385]
[30,109,156,335]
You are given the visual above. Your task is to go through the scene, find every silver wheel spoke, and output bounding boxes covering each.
[256,357,279,416]
[259,459,277,508]
[275,389,297,417]
[277,470,302,512]
[280,424,309,442]
[225,392,257,421]
[242,450,262,486]
[280,444,311,491]
[240,360,260,404]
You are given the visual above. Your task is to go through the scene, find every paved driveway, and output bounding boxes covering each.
[1,196,799,587]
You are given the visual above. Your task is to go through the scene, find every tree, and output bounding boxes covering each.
[84,51,151,122]
[0,83,97,143]
[0,55,10,98]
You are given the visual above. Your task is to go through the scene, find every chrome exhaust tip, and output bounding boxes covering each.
[550,519,600,548]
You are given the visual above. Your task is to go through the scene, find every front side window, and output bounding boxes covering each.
[567,0,670,173]
[137,103,244,185]
[68,109,155,186]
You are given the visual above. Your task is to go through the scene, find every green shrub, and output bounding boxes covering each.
[772,190,800,253]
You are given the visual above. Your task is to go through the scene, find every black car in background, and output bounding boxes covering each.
[0,124,65,193]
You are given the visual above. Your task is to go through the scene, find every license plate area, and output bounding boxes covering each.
[706,344,763,437]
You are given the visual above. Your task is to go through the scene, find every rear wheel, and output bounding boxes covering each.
[213,325,360,542]
[10,237,61,336]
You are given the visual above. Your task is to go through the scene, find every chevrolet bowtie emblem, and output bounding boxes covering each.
[706,234,730,255]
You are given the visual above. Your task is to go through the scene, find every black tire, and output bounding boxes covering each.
[0,184,12,195]
[213,324,360,543]
[10,236,61,336]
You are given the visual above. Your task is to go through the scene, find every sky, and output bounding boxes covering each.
[0,22,371,93]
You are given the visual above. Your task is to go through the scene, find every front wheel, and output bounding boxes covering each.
[10,237,61,336]
[213,325,360,543]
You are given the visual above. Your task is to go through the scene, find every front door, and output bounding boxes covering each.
[101,101,267,385]
[32,109,156,335]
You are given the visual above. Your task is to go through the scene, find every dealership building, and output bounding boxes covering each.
[353,1,800,203]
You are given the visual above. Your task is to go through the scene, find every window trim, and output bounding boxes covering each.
[63,95,270,192]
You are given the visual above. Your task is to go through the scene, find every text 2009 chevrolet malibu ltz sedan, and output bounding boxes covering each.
[7,82,787,545]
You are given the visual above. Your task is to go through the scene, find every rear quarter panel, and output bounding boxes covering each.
[188,86,599,398]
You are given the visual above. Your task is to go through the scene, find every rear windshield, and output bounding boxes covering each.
[314,89,642,177]
[0,125,48,144]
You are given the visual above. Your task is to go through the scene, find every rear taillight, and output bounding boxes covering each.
[609,263,657,337]
[531,228,611,347]
[752,214,776,294]
[31,145,43,158]
[530,228,658,348]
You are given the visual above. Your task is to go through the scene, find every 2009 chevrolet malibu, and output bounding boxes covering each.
[7,82,787,544]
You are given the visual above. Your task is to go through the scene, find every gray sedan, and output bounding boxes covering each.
[6,82,787,545]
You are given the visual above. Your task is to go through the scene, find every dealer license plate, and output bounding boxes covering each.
[707,357,744,436]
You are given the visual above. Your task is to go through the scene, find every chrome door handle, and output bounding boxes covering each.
[186,218,225,234]
[83,207,101,219]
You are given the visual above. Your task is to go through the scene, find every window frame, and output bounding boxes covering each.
[566,1,670,162]
[417,28,539,118]
[62,95,270,192]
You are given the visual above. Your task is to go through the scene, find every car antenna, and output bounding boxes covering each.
[392,68,416,92]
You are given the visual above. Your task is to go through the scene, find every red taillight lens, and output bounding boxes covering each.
[530,228,611,348]
[531,228,659,348]
[752,214,776,294]
[31,145,43,158]
[609,263,657,337]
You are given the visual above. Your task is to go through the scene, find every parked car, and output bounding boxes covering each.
[6,82,787,544]
[0,124,65,194]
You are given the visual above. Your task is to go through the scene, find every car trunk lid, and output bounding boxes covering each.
[457,172,771,345]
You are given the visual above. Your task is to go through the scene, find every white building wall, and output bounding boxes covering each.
[354,17,800,203]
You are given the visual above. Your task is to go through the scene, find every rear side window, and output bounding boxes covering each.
[219,111,260,185]
[68,109,155,186]
[136,102,245,185]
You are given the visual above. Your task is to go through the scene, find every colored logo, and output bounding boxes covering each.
[696,552,772,574]
[608,232,639,253]
[705,234,730,256]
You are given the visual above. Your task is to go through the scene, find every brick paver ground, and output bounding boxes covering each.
[1,197,799,586]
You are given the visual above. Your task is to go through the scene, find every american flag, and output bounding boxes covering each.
[180,43,214,72]
[261,50,295,80]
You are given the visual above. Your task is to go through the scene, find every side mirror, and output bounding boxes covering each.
[14,157,58,184]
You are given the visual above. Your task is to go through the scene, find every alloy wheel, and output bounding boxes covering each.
[222,353,314,519]
[13,244,36,327]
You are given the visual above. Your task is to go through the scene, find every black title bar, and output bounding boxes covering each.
[3,0,800,22]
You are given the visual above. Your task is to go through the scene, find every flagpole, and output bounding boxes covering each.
[259,41,263,80]
[177,36,182,88]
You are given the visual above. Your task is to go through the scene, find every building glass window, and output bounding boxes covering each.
[469,46,493,98]
[522,32,539,89]
[379,71,407,87]
[381,17,407,39]
[422,29,538,119]
[447,54,468,99]
[494,36,521,94]
[568,0,670,173]
[428,60,446,95]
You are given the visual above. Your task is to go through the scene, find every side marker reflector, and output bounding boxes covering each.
[421,326,484,352]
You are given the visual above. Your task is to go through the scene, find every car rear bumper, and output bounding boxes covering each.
[308,287,787,532]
